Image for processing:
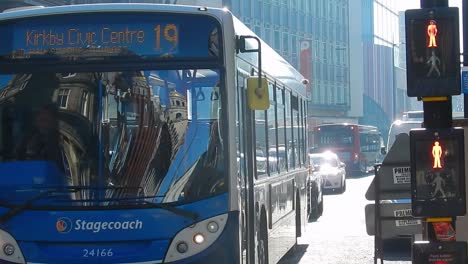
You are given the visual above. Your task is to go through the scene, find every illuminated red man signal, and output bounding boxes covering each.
[432,141,443,169]
[427,20,438,48]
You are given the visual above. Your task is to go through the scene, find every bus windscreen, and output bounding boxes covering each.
[0,12,221,62]
[316,128,354,147]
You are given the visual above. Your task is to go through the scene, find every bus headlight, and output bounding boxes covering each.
[0,229,25,264]
[193,233,205,244]
[176,242,188,254]
[207,221,219,233]
[3,243,15,256]
[353,153,359,161]
[164,213,227,263]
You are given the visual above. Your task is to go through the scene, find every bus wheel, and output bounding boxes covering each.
[295,192,301,237]
[308,185,319,221]
[257,214,269,264]
[341,179,346,193]
[318,199,323,216]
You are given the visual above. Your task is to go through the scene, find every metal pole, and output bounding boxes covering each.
[464,0,468,117]
[245,105,256,264]
[420,0,448,7]
[392,43,397,120]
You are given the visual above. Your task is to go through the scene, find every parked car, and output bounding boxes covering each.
[309,151,346,193]
[307,155,323,221]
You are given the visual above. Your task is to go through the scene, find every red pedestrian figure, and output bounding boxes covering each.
[427,20,438,48]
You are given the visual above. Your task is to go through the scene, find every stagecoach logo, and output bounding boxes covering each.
[56,217,72,233]
[55,218,144,233]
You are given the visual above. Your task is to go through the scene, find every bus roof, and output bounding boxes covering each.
[315,123,378,130]
[232,17,307,98]
[0,3,226,21]
[2,6,45,13]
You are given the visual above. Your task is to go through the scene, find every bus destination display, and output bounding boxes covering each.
[0,13,220,61]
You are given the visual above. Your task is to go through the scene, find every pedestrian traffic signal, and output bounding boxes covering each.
[410,128,465,217]
[405,7,460,97]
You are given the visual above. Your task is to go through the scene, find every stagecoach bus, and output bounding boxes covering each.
[0,4,309,264]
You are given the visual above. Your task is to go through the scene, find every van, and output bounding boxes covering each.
[386,120,422,152]
[401,111,423,121]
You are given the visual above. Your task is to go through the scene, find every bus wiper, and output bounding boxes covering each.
[0,186,198,223]
[0,187,80,224]
[142,200,198,221]
[70,185,199,220]
[69,195,199,221]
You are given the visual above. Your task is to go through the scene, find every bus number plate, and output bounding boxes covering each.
[83,248,114,257]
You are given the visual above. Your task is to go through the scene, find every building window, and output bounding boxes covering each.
[57,88,70,109]
[283,32,289,53]
[274,31,281,50]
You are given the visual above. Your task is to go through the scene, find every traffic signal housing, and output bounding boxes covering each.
[410,128,465,217]
[405,7,460,97]
[413,241,467,264]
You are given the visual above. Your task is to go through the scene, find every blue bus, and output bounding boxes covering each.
[0,4,309,264]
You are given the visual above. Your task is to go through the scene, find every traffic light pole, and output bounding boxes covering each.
[464,0,468,118]
[421,0,448,7]
[420,0,456,243]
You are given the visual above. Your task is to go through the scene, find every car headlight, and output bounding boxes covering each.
[164,213,227,262]
[0,229,25,264]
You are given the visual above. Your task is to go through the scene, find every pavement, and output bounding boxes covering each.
[278,174,412,264]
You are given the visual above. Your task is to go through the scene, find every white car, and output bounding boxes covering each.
[309,152,346,193]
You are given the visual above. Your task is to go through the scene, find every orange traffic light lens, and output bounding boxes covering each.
[432,140,443,169]
[427,20,438,48]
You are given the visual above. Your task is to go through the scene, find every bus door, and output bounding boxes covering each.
[236,70,255,264]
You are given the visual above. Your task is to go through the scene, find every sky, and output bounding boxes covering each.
[396,0,420,11]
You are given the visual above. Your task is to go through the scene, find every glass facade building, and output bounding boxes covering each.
[227,0,351,126]
[360,0,400,138]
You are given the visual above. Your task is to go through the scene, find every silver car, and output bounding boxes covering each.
[309,151,347,193]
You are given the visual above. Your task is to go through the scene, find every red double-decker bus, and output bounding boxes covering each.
[312,123,383,174]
